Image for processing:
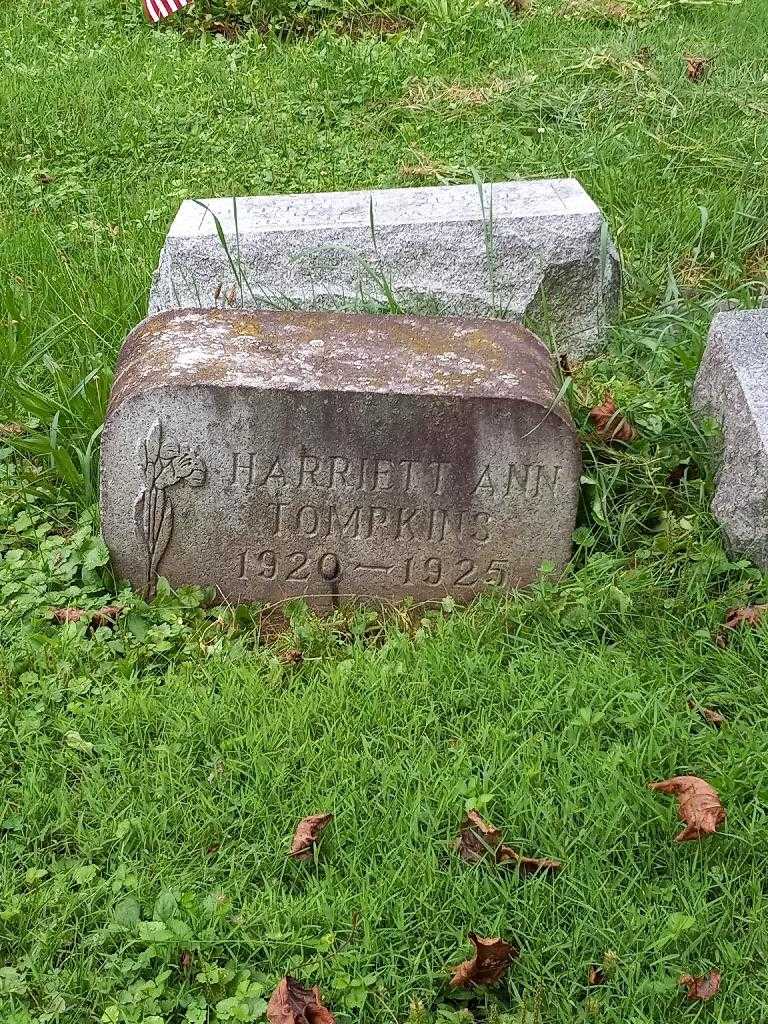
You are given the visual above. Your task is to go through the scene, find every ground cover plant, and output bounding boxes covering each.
[2,0,768,1020]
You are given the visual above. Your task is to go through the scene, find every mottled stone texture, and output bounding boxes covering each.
[693,309,768,568]
[149,179,619,361]
[101,309,581,608]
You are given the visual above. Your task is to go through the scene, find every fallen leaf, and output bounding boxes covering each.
[0,422,24,437]
[51,606,122,630]
[588,393,637,444]
[497,846,563,874]
[587,965,606,986]
[648,775,725,842]
[52,608,88,624]
[289,813,333,860]
[449,933,518,989]
[688,700,726,727]
[267,977,336,1024]
[456,810,503,863]
[722,604,768,631]
[685,55,709,82]
[701,707,726,727]
[455,812,563,872]
[679,969,721,1001]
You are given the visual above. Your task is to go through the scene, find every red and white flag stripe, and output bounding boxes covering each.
[143,0,189,23]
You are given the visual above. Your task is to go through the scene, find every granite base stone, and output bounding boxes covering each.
[101,309,582,608]
[693,308,768,569]
[148,179,620,362]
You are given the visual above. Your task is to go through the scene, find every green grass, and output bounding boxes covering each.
[2,0,768,1020]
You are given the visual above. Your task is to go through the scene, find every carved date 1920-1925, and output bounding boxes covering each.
[236,549,512,590]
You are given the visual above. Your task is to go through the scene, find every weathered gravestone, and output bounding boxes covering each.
[101,309,581,607]
[693,308,768,569]
[149,179,619,362]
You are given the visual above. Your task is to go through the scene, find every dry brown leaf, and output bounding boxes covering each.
[723,604,768,631]
[289,813,333,860]
[717,603,768,646]
[588,393,637,444]
[679,969,721,1001]
[685,55,710,82]
[701,707,726,727]
[455,810,503,863]
[455,813,562,872]
[688,700,726,727]
[51,606,122,628]
[648,775,725,842]
[267,977,336,1024]
[497,845,563,874]
[449,933,519,989]
[0,422,25,437]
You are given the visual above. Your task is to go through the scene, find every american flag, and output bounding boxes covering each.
[143,0,189,23]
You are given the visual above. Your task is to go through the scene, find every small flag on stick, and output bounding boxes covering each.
[143,0,189,23]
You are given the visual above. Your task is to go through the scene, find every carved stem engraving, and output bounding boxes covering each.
[134,420,206,596]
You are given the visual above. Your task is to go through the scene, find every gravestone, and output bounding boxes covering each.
[148,179,619,362]
[693,308,768,569]
[100,309,581,607]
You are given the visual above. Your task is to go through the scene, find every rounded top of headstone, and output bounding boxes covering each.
[109,308,571,424]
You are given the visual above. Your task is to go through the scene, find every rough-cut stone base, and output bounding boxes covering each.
[101,309,581,608]
[148,179,619,362]
[693,308,768,568]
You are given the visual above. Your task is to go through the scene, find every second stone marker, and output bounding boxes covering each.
[101,309,581,607]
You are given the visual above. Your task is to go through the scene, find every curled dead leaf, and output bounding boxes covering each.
[455,810,503,863]
[588,393,637,444]
[648,775,725,842]
[723,604,768,631]
[587,965,606,986]
[455,812,562,872]
[679,969,721,1001]
[717,603,768,646]
[449,933,518,989]
[497,846,563,874]
[0,422,25,437]
[289,813,333,860]
[688,700,726,727]
[267,977,336,1024]
[51,606,122,629]
[685,55,710,82]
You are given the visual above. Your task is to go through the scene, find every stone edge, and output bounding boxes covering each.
[106,308,578,432]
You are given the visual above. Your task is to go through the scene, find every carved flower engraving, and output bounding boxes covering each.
[134,420,206,595]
